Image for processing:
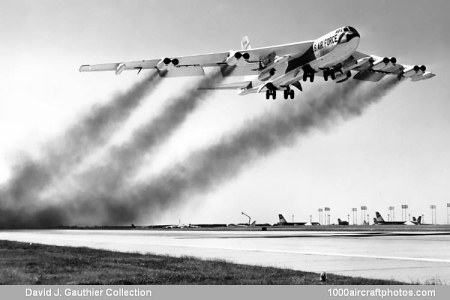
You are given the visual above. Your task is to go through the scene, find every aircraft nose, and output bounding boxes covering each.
[347,27,360,40]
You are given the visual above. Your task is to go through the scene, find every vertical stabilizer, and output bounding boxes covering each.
[375,212,385,222]
[278,214,288,224]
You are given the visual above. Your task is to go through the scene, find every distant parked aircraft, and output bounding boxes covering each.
[228,221,257,227]
[337,218,349,225]
[275,214,307,226]
[373,212,406,225]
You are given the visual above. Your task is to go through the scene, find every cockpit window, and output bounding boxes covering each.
[344,27,349,32]
[348,26,356,32]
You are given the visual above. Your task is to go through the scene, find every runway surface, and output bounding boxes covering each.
[1,229,450,284]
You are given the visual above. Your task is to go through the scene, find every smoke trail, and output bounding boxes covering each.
[0,69,229,228]
[0,73,159,228]
[65,76,402,224]
[59,69,230,199]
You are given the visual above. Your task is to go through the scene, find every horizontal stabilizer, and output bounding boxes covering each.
[198,81,252,90]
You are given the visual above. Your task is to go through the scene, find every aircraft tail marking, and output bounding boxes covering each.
[278,214,288,224]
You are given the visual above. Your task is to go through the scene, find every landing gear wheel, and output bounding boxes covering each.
[323,69,329,81]
[266,90,277,100]
[303,72,308,82]
[289,89,295,99]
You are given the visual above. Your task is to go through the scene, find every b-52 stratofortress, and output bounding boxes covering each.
[373,212,406,225]
[80,26,435,99]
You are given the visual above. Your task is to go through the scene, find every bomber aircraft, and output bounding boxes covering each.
[373,212,406,225]
[80,26,435,99]
[274,214,307,226]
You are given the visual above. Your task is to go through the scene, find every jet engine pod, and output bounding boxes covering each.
[157,58,179,70]
[226,51,250,66]
[372,57,396,71]
[258,68,276,81]
[403,65,426,77]
[334,71,352,83]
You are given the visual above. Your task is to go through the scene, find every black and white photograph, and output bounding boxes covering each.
[0,0,449,299]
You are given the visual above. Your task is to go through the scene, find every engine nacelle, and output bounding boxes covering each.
[156,57,179,71]
[403,65,426,77]
[226,51,250,66]
[258,68,276,81]
[342,57,371,72]
[372,57,397,71]
[334,71,352,83]
[411,71,435,82]
[257,55,290,81]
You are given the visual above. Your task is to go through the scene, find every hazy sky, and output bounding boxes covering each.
[1,0,449,225]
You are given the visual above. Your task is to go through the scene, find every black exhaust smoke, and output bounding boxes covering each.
[0,69,230,228]
[0,73,160,228]
[55,68,232,199]
[64,77,402,225]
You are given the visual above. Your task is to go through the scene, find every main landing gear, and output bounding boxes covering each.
[265,89,295,100]
[283,89,295,99]
[323,68,336,81]
[266,89,276,100]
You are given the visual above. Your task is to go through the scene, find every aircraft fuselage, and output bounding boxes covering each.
[243,26,360,95]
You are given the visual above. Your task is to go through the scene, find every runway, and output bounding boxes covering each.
[1,229,450,284]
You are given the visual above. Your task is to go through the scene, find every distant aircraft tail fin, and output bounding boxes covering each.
[417,216,422,224]
[412,217,417,222]
[241,36,251,50]
[373,217,378,224]
[375,212,385,222]
[278,214,288,224]
[250,221,256,226]
[338,218,342,224]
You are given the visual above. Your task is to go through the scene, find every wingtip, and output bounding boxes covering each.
[79,65,89,72]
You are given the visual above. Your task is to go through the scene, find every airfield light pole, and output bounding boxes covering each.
[447,203,450,224]
[347,214,350,223]
[401,205,408,221]
[310,215,312,223]
[388,213,390,221]
[352,208,357,225]
[318,208,323,224]
[292,215,294,223]
[361,206,367,225]
[430,205,436,224]
[389,206,395,221]
[324,207,330,225]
